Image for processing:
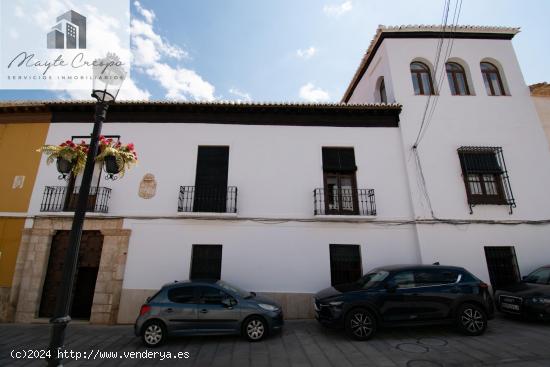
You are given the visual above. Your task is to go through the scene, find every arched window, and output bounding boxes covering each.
[481,62,505,96]
[379,78,387,103]
[446,62,470,95]
[410,62,434,95]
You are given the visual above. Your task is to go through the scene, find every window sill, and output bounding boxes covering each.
[314,214,377,221]
[468,200,509,206]
[176,212,238,218]
[38,211,109,217]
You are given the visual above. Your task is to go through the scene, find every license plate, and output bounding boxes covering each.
[501,303,520,311]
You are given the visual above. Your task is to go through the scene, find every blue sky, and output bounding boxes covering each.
[1,0,549,102]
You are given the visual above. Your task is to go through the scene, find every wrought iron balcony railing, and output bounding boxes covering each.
[40,186,111,213]
[314,188,376,216]
[178,186,238,213]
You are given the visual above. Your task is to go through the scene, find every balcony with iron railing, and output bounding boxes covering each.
[314,188,376,216]
[178,186,238,213]
[40,186,112,213]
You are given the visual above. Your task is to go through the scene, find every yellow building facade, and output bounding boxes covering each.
[0,103,50,321]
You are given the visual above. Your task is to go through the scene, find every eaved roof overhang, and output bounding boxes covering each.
[341,25,521,103]
[530,82,550,97]
[0,100,403,128]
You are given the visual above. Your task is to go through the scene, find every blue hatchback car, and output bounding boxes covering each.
[135,279,284,347]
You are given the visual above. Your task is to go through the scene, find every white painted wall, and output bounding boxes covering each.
[372,37,550,220]
[29,123,414,220]
[28,121,421,292]
[348,34,550,282]
[122,219,420,293]
[416,223,550,284]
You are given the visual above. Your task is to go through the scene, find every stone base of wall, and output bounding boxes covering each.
[118,289,158,324]
[260,292,315,319]
[12,218,130,325]
[117,289,315,324]
[0,287,14,322]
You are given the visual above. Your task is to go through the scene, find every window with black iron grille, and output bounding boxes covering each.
[329,244,362,286]
[457,146,515,214]
[484,246,521,289]
[190,245,222,280]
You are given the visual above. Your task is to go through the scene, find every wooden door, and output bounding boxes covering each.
[39,231,104,319]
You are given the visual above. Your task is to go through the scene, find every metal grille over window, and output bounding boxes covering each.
[457,146,515,214]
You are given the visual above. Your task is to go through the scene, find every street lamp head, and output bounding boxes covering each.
[91,53,127,103]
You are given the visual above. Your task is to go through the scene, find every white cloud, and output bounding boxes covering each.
[296,46,317,59]
[131,2,215,101]
[59,78,151,101]
[117,79,152,100]
[299,83,330,102]
[146,63,215,101]
[134,0,155,24]
[323,1,352,17]
[131,19,188,62]
[228,88,251,102]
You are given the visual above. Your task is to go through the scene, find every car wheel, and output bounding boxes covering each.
[457,303,487,336]
[345,308,377,341]
[142,320,167,347]
[243,316,267,342]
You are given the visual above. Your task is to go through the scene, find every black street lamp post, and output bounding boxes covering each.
[47,57,125,367]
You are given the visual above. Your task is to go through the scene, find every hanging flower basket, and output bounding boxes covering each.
[56,157,74,175]
[37,140,89,176]
[38,137,137,179]
[95,136,138,177]
[104,155,121,174]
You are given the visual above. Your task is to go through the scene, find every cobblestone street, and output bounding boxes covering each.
[1,316,550,366]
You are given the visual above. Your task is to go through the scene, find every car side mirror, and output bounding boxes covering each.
[385,281,397,293]
[222,298,236,308]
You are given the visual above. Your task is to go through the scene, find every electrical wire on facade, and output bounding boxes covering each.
[411,0,463,219]
[418,0,463,145]
[37,214,550,227]
[412,0,451,149]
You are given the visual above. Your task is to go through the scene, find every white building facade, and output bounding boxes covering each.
[344,25,550,297]
[7,25,550,324]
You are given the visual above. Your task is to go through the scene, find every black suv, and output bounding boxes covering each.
[495,265,550,321]
[314,265,494,340]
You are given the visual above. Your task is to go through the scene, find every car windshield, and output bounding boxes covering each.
[216,280,253,298]
[524,268,550,285]
[356,270,390,289]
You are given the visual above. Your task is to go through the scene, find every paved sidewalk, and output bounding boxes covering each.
[1,316,550,366]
